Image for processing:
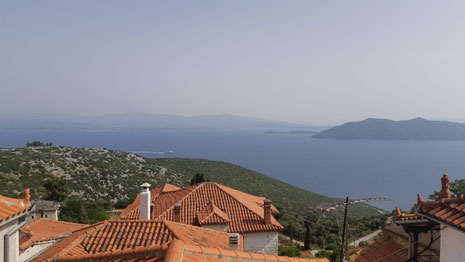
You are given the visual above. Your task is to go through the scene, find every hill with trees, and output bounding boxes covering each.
[0,146,381,219]
[314,117,465,140]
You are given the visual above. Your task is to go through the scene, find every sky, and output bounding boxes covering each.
[1,1,465,125]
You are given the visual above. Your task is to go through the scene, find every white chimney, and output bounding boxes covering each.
[229,233,240,251]
[140,183,151,220]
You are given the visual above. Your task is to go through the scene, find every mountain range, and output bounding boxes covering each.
[0,113,308,130]
[314,117,465,140]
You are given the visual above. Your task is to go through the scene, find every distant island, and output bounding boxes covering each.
[0,113,309,130]
[265,130,318,134]
[313,117,465,140]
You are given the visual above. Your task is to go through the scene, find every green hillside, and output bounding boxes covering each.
[0,146,381,218]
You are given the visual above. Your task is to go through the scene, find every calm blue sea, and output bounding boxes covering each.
[2,128,465,211]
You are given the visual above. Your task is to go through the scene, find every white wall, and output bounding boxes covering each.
[201,224,228,232]
[0,219,19,262]
[243,231,278,254]
[26,210,58,222]
[440,226,465,262]
[19,241,55,262]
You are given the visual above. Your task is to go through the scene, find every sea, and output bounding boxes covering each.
[2,128,465,211]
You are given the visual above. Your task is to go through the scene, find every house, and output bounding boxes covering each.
[120,182,284,254]
[416,173,465,262]
[48,239,329,262]
[0,189,33,262]
[18,218,86,262]
[25,200,60,222]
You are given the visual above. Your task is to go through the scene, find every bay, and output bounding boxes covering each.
[2,128,464,210]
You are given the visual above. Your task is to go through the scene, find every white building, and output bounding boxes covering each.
[25,200,60,222]
[0,190,32,262]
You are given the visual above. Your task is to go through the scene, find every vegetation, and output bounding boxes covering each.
[43,176,69,202]
[277,207,388,260]
[278,245,301,257]
[59,198,110,224]
[26,141,52,147]
[190,173,207,185]
[0,146,384,235]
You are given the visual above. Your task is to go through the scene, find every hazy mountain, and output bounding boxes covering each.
[313,117,465,140]
[0,113,308,130]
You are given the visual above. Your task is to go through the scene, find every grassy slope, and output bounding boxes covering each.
[146,158,383,218]
[0,147,381,218]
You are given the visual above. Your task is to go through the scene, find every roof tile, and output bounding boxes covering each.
[0,191,32,223]
[31,220,237,262]
[54,239,328,262]
[120,183,283,233]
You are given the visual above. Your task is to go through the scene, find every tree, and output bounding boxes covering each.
[44,176,69,202]
[278,245,301,257]
[60,198,89,223]
[304,221,311,250]
[190,173,207,185]
[429,179,465,200]
[59,198,110,224]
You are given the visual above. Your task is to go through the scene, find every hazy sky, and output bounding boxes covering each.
[2,1,465,125]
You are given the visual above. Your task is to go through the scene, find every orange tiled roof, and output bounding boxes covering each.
[55,239,329,262]
[353,241,408,262]
[413,174,465,231]
[197,202,230,225]
[120,183,283,233]
[19,218,87,251]
[31,219,239,262]
[0,190,32,223]
[119,184,181,218]
[394,206,422,221]
[418,194,465,230]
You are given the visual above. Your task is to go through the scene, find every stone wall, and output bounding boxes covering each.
[243,231,278,254]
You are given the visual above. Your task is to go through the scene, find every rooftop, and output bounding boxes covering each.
[19,218,87,252]
[31,219,240,262]
[416,173,465,232]
[32,200,60,211]
[353,241,408,262]
[0,189,32,223]
[54,239,329,262]
[119,182,283,233]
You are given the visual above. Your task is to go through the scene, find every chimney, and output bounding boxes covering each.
[140,183,151,220]
[228,233,240,251]
[23,189,30,204]
[264,199,272,225]
[174,203,181,223]
[439,173,451,200]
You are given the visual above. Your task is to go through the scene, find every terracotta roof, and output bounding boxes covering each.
[197,202,230,225]
[394,206,422,221]
[31,220,238,262]
[413,174,465,231]
[19,218,87,251]
[55,239,329,262]
[119,184,181,218]
[0,190,32,223]
[418,194,465,231]
[120,182,283,233]
[353,241,408,262]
